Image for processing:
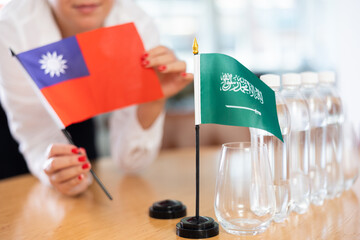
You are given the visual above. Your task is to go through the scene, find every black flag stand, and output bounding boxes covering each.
[175,125,219,239]
[175,39,219,239]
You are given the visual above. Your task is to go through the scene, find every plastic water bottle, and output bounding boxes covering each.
[317,71,344,198]
[250,74,291,222]
[300,72,327,206]
[281,73,310,214]
[341,118,360,190]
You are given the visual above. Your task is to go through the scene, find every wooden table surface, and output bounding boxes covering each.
[1,147,360,240]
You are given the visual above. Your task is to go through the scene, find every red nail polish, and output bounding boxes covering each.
[82,163,90,169]
[158,65,166,71]
[71,148,79,154]
[78,156,86,162]
[141,53,149,60]
[142,60,149,66]
[181,72,187,77]
[78,174,83,180]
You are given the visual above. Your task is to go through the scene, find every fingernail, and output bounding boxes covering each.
[181,72,187,77]
[141,53,149,60]
[78,174,84,180]
[79,147,86,154]
[142,60,149,66]
[158,65,166,71]
[82,163,90,169]
[71,148,79,154]
[78,156,86,162]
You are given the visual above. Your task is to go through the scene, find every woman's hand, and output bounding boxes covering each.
[137,46,193,129]
[43,144,92,196]
[142,46,193,98]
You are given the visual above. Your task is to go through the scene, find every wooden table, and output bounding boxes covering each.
[1,147,360,239]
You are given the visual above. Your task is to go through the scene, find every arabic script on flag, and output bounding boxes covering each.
[220,73,264,104]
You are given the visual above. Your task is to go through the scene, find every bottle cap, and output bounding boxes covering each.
[318,71,335,83]
[301,72,318,85]
[149,199,186,219]
[282,73,301,86]
[260,74,280,88]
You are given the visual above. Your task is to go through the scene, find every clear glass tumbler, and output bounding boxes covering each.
[214,142,276,235]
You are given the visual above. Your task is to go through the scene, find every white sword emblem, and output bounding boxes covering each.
[225,105,261,116]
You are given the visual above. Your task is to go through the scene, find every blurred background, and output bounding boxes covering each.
[133,0,359,152]
[1,0,359,156]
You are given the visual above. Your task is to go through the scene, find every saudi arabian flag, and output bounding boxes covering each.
[194,53,283,141]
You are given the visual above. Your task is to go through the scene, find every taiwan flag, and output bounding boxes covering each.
[194,53,283,141]
[15,23,163,128]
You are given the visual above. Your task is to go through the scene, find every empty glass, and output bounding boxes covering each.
[214,142,276,235]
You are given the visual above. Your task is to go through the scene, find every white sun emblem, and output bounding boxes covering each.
[39,51,68,77]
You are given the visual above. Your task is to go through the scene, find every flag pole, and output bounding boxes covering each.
[193,38,200,220]
[61,129,113,200]
[10,48,112,200]
[175,38,219,239]
[195,124,200,219]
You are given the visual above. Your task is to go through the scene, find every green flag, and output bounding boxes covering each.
[194,53,283,142]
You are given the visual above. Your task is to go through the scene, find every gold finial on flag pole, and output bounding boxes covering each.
[193,38,199,55]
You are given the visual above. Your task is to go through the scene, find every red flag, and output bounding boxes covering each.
[16,23,163,127]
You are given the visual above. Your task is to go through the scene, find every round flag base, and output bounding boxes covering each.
[149,199,186,219]
[176,216,219,239]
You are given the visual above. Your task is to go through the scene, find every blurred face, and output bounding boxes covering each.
[48,0,114,37]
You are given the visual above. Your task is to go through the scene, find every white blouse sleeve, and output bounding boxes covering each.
[0,46,68,186]
[109,106,164,172]
[0,1,68,185]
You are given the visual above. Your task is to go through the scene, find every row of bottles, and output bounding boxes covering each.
[250,71,355,223]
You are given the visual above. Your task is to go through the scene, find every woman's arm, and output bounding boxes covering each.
[109,45,193,172]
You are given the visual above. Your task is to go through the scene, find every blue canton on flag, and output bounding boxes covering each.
[17,36,89,90]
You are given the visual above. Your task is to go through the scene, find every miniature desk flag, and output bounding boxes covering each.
[176,39,283,239]
[193,52,283,141]
[12,22,164,200]
[14,22,163,128]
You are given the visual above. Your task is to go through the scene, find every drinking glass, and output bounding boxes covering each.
[214,142,276,235]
